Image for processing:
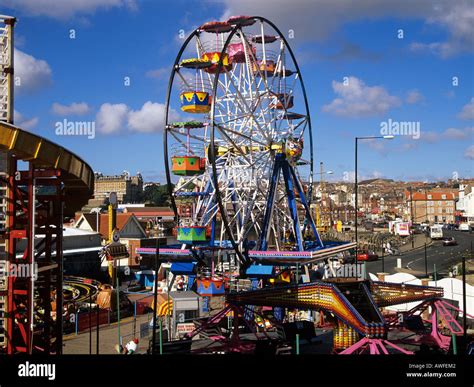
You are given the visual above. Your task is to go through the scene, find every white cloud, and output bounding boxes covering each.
[219,0,430,42]
[369,171,384,179]
[401,142,417,151]
[218,1,473,57]
[51,102,91,116]
[322,76,401,117]
[96,103,129,134]
[95,101,180,135]
[128,102,169,133]
[410,1,474,57]
[3,0,137,19]
[14,110,39,130]
[416,127,473,143]
[14,49,52,94]
[443,127,468,139]
[420,131,440,143]
[365,138,385,152]
[458,98,474,120]
[406,89,424,104]
[145,68,169,80]
[464,145,474,160]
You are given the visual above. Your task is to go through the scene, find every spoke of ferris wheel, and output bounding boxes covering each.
[223,66,272,127]
[169,130,200,156]
[274,76,300,135]
[196,200,218,225]
[215,78,252,128]
[213,110,255,126]
[236,204,267,244]
[214,97,276,140]
[215,127,253,164]
[222,34,276,133]
[219,150,272,178]
[195,34,217,98]
[174,173,203,192]
[239,212,263,245]
[215,88,273,145]
[195,179,217,215]
[238,30,271,96]
[228,180,275,235]
[215,123,267,146]
[169,127,208,144]
[268,38,285,99]
[175,70,194,90]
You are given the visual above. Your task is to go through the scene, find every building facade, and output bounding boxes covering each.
[407,191,457,224]
[94,172,143,203]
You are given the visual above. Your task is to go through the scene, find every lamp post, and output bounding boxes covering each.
[316,163,333,228]
[409,186,414,248]
[355,136,394,268]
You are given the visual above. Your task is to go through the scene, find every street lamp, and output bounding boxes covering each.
[354,135,394,269]
[315,163,334,228]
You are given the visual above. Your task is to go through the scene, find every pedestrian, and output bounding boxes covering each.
[115,337,139,354]
[125,337,139,354]
[176,275,185,291]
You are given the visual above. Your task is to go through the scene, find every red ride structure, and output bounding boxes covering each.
[0,15,94,354]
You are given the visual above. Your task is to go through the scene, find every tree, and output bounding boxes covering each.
[142,184,173,206]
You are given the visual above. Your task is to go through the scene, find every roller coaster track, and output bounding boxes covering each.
[63,276,101,304]
[226,280,444,338]
[0,121,94,207]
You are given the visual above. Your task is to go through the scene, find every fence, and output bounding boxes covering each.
[68,293,154,336]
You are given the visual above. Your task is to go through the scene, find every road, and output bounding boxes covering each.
[366,230,473,278]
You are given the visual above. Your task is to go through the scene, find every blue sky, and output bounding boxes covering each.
[1,0,473,182]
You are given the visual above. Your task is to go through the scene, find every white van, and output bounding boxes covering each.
[459,223,470,232]
[430,225,443,240]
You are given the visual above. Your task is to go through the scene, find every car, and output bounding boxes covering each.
[442,237,458,246]
[356,250,379,261]
[458,223,471,232]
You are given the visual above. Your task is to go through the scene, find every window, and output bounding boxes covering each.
[441,194,446,199]
[427,194,432,199]
[438,201,442,206]
[428,201,434,206]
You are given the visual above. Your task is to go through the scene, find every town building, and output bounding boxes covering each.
[406,190,457,224]
[93,171,143,203]
[456,184,474,224]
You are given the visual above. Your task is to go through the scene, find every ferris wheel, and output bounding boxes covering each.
[164,16,322,265]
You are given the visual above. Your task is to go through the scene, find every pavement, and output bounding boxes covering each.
[366,230,473,281]
[63,313,152,355]
[398,233,432,253]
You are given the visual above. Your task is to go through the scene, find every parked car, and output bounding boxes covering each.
[458,223,471,232]
[442,237,458,246]
[356,250,379,261]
